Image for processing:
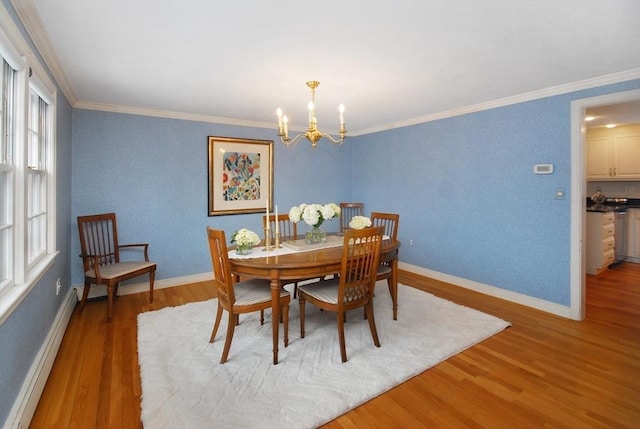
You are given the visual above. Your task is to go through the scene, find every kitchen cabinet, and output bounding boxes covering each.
[587,125,640,180]
[626,209,640,264]
[586,211,615,275]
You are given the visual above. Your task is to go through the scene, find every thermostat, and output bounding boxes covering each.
[534,164,554,174]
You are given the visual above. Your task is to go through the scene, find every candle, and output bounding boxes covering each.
[266,198,269,220]
[276,108,283,133]
[308,101,314,124]
[275,204,279,237]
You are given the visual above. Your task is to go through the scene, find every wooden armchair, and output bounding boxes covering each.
[339,202,364,233]
[77,213,156,322]
[371,212,400,320]
[207,227,290,363]
[298,226,384,362]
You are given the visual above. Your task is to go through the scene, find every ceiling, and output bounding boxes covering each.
[14,0,640,136]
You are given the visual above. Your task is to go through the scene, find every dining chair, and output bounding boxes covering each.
[77,213,156,322]
[263,213,297,242]
[206,227,290,364]
[339,202,364,233]
[298,225,384,362]
[371,212,400,319]
[263,213,319,299]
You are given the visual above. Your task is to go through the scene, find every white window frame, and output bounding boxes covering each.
[0,7,58,325]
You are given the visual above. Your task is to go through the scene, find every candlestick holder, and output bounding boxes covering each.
[274,232,281,249]
[262,227,272,251]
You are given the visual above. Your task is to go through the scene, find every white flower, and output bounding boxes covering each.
[230,228,261,246]
[288,202,340,227]
[349,215,372,230]
[289,205,304,223]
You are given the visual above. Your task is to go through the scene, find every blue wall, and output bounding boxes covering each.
[351,80,640,305]
[71,110,353,284]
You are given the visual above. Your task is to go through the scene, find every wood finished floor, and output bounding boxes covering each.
[30,263,640,428]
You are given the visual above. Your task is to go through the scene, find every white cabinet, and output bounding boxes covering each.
[587,125,640,181]
[586,211,615,275]
[626,209,640,263]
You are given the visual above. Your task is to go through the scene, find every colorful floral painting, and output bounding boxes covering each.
[222,152,261,201]
[207,136,273,216]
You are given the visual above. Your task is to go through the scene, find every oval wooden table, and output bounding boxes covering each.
[229,236,400,364]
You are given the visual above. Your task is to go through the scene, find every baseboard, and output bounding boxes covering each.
[399,262,572,318]
[74,263,574,319]
[4,288,77,429]
[74,271,213,301]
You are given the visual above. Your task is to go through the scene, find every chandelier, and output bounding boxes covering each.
[276,81,346,148]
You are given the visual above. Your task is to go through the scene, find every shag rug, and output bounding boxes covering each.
[137,282,510,428]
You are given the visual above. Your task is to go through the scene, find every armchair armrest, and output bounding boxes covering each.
[79,252,106,282]
[119,243,151,261]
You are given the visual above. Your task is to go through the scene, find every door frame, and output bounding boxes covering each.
[570,88,640,320]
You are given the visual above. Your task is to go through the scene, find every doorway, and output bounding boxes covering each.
[570,88,640,320]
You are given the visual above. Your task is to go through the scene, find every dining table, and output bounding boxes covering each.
[228,234,400,364]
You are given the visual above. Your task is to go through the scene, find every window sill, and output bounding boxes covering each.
[0,251,59,326]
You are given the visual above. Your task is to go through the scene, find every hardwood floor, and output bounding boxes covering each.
[30,264,640,428]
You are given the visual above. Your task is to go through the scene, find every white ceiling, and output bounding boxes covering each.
[15,0,640,135]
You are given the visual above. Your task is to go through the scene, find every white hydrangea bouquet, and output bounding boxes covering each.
[288,203,341,228]
[289,203,341,244]
[230,228,261,254]
[349,215,372,230]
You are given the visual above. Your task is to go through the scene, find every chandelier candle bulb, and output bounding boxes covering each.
[277,108,283,133]
[339,104,345,127]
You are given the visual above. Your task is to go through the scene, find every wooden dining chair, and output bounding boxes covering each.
[339,202,364,233]
[371,212,400,319]
[206,227,290,364]
[263,213,297,242]
[263,213,317,298]
[77,213,156,322]
[298,225,384,362]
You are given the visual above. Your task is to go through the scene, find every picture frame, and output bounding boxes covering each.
[207,136,274,216]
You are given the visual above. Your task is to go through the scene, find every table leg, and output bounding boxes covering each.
[271,275,280,365]
[390,257,398,320]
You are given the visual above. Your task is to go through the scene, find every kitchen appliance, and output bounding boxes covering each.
[613,209,628,264]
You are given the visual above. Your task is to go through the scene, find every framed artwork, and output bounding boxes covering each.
[207,136,273,216]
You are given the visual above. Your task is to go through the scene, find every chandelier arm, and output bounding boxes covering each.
[320,133,345,145]
[281,133,306,146]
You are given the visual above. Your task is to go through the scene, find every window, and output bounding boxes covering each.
[0,59,17,296]
[0,17,57,322]
[27,89,50,267]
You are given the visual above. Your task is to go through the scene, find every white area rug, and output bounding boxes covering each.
[137,283,510,429]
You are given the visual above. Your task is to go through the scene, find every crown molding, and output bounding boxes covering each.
[76,68,640,136]
[10,0,76,104]
[74,100,276,130]
[10,0,638,137]
[354,69,640,136]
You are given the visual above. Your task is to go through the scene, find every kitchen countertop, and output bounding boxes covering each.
[586,198,640,212]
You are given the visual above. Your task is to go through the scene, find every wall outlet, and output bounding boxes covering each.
[409,240,414,246]
[56,278,61,295]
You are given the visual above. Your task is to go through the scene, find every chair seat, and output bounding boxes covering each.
[298,279,341,304]
[234,278,290,306]
[377,264,392,277]
[85,261,156,279]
